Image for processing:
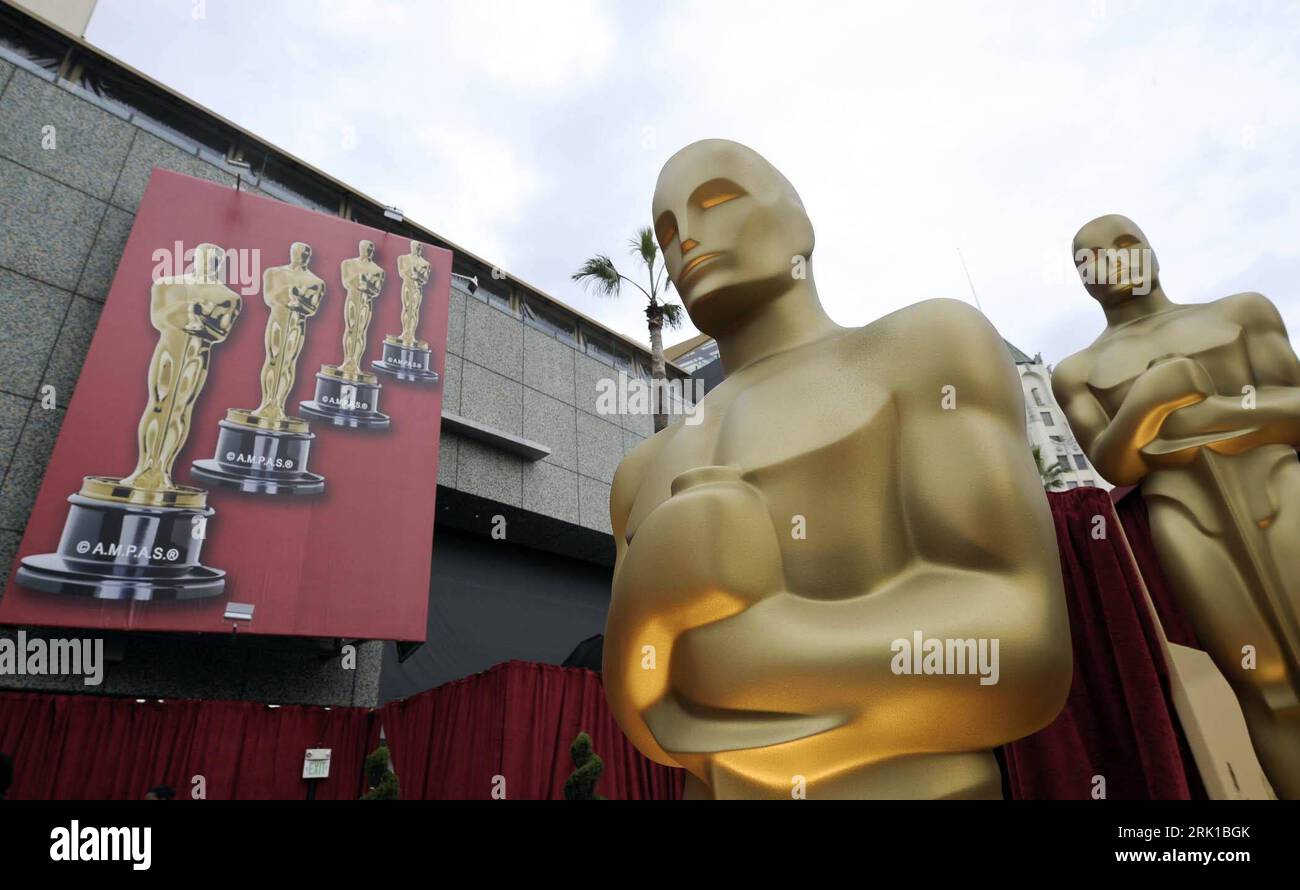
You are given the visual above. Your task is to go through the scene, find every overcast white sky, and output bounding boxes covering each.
[87,0,1300,365]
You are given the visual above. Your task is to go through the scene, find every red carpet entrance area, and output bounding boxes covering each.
[0,663,680,800]
[0,693,374,800]
[378,660,683,800]
[0,489,1206,799]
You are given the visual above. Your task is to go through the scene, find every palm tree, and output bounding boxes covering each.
[1032,445,1066,492]
[573,227,684,432]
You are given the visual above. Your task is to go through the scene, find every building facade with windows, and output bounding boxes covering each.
[0,2,692,707]
[1006,341,1110,491]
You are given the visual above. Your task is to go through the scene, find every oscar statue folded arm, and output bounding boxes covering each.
[1148,293,1300,456]
[670,303,1074,755]
[1054,353,1220,485]
[604,440,677,766]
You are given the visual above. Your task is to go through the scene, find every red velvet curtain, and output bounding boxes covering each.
[1001,488,1203,799]
[380,660,683,800]
[0,693,375,800]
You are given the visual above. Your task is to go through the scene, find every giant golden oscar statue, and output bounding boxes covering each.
[602,140,1073,799]
[1053,214,1300,799]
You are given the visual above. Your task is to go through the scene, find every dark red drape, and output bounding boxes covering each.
[0,692,375,800]
[379,660,683,800]
[1001,487,1203,799]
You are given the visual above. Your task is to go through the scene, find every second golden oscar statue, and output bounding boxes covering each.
[372,240,439,383]
[1054,214,1300,798]
[299,239,392,429]
[191,242,328,494]
[16,244,242,600]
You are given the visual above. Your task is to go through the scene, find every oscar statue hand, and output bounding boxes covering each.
[613,466,784,621]
[1137,358,1259,461]
[157,293,240,343]
[288,283,324,316]
[1138,355,1215,408]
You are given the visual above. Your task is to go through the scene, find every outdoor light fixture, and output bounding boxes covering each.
[383,204,404,222]
[224,603,255,622]
[451,272,478,294]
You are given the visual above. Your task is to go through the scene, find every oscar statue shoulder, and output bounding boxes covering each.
[866,298,1023,413]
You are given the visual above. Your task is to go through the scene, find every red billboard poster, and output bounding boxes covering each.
[0,170,449,640]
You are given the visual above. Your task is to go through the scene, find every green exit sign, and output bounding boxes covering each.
[302,748,332,780]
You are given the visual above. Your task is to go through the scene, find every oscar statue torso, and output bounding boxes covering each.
[1055,293,1300,797]
[244,263,325,428]
[606,301,1072,799]
[394,251,431,349]
[116,270,241,496]
[333,255,384,381]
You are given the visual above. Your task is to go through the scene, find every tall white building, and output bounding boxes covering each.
[1005,341,1110,491]
[666,334,1110,491]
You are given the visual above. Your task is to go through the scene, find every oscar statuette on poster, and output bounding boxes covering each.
[191,241,328,494]
[299,239,392,429]
[372,240,440,383]
[15,244,242,600]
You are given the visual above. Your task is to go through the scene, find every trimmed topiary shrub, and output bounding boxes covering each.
[564,731,604,800]
[362,744,399,800]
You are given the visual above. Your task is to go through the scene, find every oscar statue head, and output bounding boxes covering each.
[1072,214,1161,307]
[191,242,226,284]
[359,239,376,262]
[652,139,814,335]
[410,240,423,257]
[290,241,312,269]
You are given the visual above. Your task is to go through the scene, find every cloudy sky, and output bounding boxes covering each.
[86,0,1300,365]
